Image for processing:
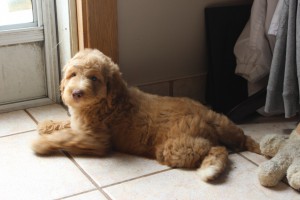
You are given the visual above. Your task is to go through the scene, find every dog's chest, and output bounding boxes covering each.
[70,117,83,132]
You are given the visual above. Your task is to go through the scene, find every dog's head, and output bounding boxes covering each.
[60,49,126,108]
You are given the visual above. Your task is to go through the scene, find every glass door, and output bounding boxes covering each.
[0,0,37,30]
[0,0,60,113]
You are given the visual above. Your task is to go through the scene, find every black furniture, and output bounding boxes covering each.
[205,5,266,123]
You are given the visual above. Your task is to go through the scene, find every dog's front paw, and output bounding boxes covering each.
[37,120,56,135]
[37,120,70,135]
[31,137,55,155]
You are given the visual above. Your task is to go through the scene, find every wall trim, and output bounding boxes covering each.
[76,0,118,63]
[42,0,60,103]
[0,27,44,46]
[0,98,54,114]
[136,73,207,87]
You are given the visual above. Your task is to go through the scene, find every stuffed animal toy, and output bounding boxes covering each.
[258,123,300,190]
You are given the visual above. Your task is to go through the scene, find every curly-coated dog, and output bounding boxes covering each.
[32,49,260,181]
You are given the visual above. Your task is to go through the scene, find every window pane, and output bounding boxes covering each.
[0,0,33,26]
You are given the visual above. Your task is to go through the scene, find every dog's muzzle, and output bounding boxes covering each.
[72,89,84,99]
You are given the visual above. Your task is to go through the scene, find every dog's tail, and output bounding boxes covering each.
[197,137,260,181]
[197,137,260,182]
[197,146,228,181]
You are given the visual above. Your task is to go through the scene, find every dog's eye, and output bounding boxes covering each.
[71,72,76,77]
[91,76,98,81]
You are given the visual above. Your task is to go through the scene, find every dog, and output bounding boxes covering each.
[32,49,260,181]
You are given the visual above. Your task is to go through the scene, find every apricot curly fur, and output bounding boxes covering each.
[32,49,260,181]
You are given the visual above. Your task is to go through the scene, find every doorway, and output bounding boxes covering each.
[0,0,60,113]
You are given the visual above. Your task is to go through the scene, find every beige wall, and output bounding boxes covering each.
[117,0,252,101]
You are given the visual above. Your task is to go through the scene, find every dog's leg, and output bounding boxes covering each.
[37,120,70,135]
[32,129,110,156]
[155,136,212,168]
[197,146,228,181]
[204,110,260,153]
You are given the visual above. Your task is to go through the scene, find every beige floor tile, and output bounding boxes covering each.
[26,104,69,122]
[0,110,36,137]
[72,152,169,187]
[244,114,298,124]
[104,154,299,200]
[239,120,298,142]
[63,190,108,200]
[239,119,298,165]
[0,132,95,199]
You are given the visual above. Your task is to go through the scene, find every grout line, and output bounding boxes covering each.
[54,189,97,200]
[24,109,38,124]
[0,108,38,139]
[62,151,113,200]
[62,151,172,196]
[101,168,173,189]
[237,152,259,166]
[0,129,36,139]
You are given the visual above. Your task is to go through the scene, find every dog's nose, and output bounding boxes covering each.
[72,89,84,99]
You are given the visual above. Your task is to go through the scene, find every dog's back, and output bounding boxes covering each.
[110,87,259,156]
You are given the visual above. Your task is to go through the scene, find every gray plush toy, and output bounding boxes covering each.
[258,123,300,190]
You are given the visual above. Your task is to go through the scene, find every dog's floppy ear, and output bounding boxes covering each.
[59,75,67,103]
[106,62,127,108]
[60,77,66,93]
[60,64,69,92]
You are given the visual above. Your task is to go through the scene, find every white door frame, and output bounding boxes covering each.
[0,0,60,113]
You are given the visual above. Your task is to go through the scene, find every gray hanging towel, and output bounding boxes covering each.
[265,0,300,117]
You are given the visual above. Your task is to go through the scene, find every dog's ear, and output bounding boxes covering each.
[60,64,69,98]
[60,77,66,93]
[106,63,127,108]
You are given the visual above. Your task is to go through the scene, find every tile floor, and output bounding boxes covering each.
[0,104,299,200]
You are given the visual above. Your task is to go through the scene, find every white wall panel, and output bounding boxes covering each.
[118,0,252,85]
[0,42,46,104]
